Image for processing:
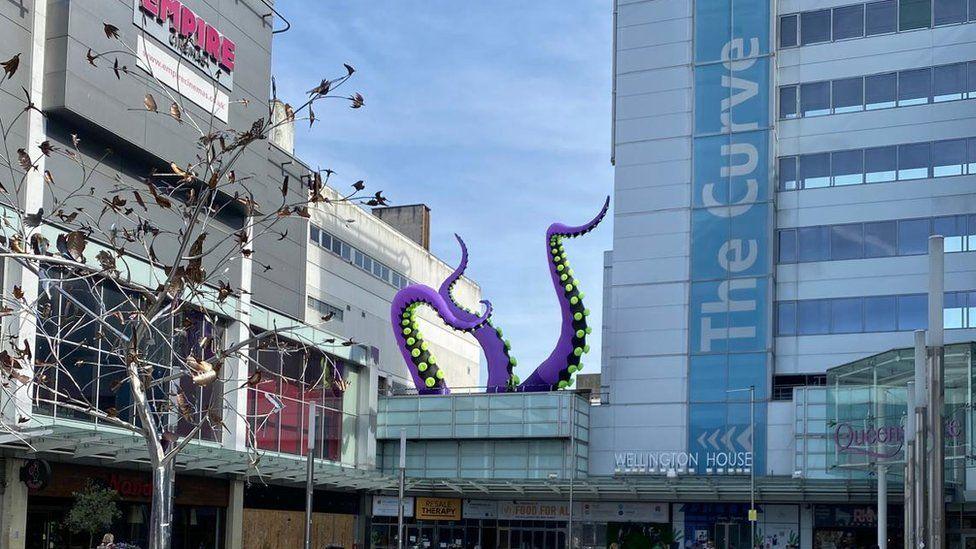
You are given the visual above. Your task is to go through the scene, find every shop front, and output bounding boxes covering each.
[812,504,902,549]
[243,484,360,548]
[25,461,227,549]
[680,503,800,549]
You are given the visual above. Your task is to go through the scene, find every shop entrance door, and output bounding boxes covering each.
[964,534,976,549]
[405,524,434,549]
[714,522,744,549]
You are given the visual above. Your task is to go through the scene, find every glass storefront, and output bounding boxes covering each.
[369,516,567,549]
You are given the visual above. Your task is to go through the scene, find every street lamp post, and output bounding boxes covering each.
[304,404,316,549]
[397,428,406,549]
[726,386,756,548]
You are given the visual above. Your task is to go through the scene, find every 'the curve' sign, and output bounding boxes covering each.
[134,0,236,89]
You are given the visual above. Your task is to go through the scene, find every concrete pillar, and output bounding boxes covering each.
[224,479,245,549]
[0,459,29,549]
[222,221,254,452]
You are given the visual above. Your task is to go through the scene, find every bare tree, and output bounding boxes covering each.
[0,20,380,549]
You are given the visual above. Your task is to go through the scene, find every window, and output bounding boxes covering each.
[311,225,410,289]
[780,86,799,119]
[897,142,930,179]
[933,215,967,252]
[865,73,897,110]
[832,78,864,113]
[798,226,829,262]
[307,296,344,322]
[898,218,931,254]
[833,4,865,39]
[864,221,898,257]
[971,0,976,20]
[830,224,863,260]
[897,294,927,330]
[900,0,933,30]
[779,229,798,263]
[898,68,932,106]
[934,63,968,102]
[969,62,976,97]
[801,82,831,116]
[798,300,831,335]
[866,0,898,34]
[932,138,968,176]
[831,298,864,333]
[800,153,831,188]
[864,296,897,331]
[777,302,797,336]
[944,291,967,328]
[832,149,864,185]
[934,0,967,24]
[801,10,832,44]
[780,14,799,47]
[779,157,798,190]
[865,145,897,182]
[310,226,320,245]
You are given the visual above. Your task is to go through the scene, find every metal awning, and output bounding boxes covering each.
[0,421,397,492]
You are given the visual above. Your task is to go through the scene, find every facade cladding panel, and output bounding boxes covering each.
[605,0,976,487]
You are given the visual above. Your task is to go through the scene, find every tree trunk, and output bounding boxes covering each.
[149,460,175,549]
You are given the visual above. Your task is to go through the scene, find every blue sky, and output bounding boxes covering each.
[272,2,614,384]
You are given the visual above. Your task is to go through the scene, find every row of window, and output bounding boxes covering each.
[779,60,976,119]
[307,295,345,322]
[776,291,976,336]
[780,0,976,48]
[310,225,410,290]
[778,137,976,190]
[778,215,976,263]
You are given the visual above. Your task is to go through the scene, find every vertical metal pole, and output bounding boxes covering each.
[905,382,916,549]
[750,385,755,549]
[568,395,575,549]
[928,235,945,549]
[878,464,887,549]
[398,428,406,549]
[914,329,928,547]
[304,404,316,549]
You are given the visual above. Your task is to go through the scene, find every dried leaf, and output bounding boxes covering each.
[144,93,158,112]
[1,53,20,80]
[38,140,55,156]
[344,63,355,76]
[16,148,32,171]
[170,102,182,122]
[103,23,120,39]
[43,170,55,185]
[86,48,98,66]
[352,180,365,191]
[350,92,364,109]
[56,230,87,262]
[95,250,116,271]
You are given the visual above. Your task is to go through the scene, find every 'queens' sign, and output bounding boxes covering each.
[134,0,236,89]
[834,423,904,459]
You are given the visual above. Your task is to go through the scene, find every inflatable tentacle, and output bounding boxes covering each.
[520,196,610,391]
[391,284,491,394]
[438,235,517,392]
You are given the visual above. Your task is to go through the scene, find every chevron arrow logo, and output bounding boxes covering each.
[721,426,736,453]
[697,431,708,450]
[707,429,720,451]
[736,425,753,452]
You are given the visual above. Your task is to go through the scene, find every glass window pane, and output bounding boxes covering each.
[832,149,864,185]
[331,237,342,255]
[310,226,320,245]
[831,298,864,333]
[798,226,829,262]
[779,157,798,190]
[865,146,897,182]
[798,300,831,335]
[833,5,865,39]
[777,302,797,336]
[801,10,832,44]
[800,81,831,116]
[933,215,966,252]
[898,218,931,254]
[900,0,933,30]
[865,73,897,109]
[897,142,930,179]
[897,294,927,330]
[932,138,967,176]
[779,86,798,119]
[971,0,976,20]
[970,138,976,174]
[340,242,351,260]
[830,223,864,260]
[934,63,967,102]
[864,296,897,331]
[866,0,898,34]
[934,0,967,24]
[944,291,965,328]
[969,62,976,97]
[898,68,932,106]
[864,221,897,257]
[780,15,799,48]
[779,229,797,263]
[800,153,831,188]
[832,78,863,113]
[320,232,331,250]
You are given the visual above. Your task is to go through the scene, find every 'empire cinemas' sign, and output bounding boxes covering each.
[134,0,236,89]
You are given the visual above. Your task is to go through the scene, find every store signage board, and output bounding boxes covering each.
[498,501,570,521]
[415,497,461,521]
[462,500,497,519]
[613,450,752,474]
[133,0,235,90]
[578,502,668,524]
[373,495,414,518]
[136,36,230,123]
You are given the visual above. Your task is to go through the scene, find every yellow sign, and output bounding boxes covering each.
[748,508,758,522]
[416,497,462,521]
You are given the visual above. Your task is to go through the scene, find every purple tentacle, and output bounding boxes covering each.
[521,196,610,391]
[438,234,517,392]
[392,284,491,394]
